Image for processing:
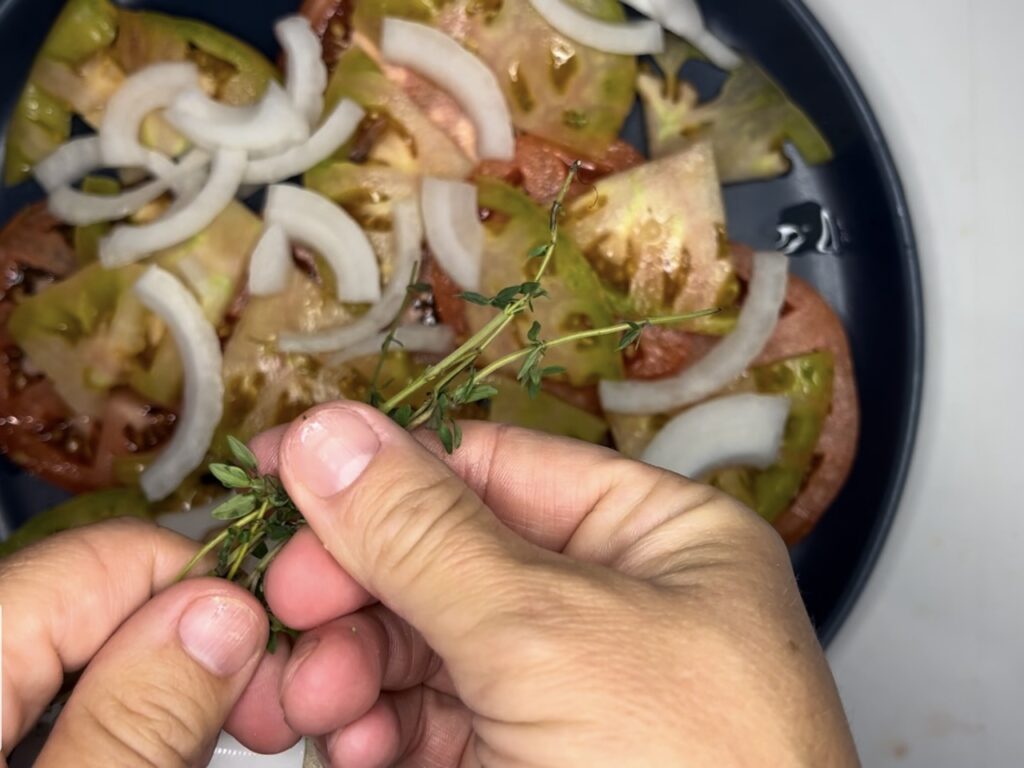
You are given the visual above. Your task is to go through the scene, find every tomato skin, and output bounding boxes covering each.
[0,204,172,492]
[622,245,859,545]
[478,134,644,205]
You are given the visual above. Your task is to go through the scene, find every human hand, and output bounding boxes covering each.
[0,519,275,766]
[231,402,859,768]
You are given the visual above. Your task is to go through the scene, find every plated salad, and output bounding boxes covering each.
[0,0,857,552]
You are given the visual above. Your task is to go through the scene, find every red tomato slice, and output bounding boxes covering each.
[0,205,174,492]
[631,245,859,544]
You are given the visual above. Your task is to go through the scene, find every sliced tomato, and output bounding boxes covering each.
[739,250,860,545]
[299,0,351,69]
[478,133,644,205]
[0,205,173,492]
[631,244,859,544]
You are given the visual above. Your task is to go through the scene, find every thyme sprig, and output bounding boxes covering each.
[181,162,719,640]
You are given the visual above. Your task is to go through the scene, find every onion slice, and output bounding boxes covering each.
[327,324,456,367]
[48,150,210,226]
[242,99,365,185]
[248,224,292,297]
[527,0,664,55]
[641,394,790,479]
[165,82,309,154]
[101,62,200,167]
[625,0,741,69]
[100,149,247,268]
[420,177,483,291]
[133,266,224,501]
[277,15,328,126]
[600,251,789,414]
[279,197,421,354]
[265,184,381,305]
[380,18,514,161]
[34,137,103,193]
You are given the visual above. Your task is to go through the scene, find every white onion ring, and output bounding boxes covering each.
[420,177,483,292]
[248,224,292,297]
[279,196,421,354]
[101,62,200,167]
[380,18,515,161]
[327,324,456,367]
[265,184,381,305]
[133,266,224,501]
[34,137,103,193]
[277,15,328,127]
[600,251,789,414]
[626,0,741,69]
[242,99,365,185]
[100,149,247,268]
[165,82,309,154]
[527,0,664,55]
[47,150,210,226]
[641,394,790,479]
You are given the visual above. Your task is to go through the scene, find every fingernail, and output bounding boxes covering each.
[287,408,380,498]
[179,596,263,677]
[282,637,320,691]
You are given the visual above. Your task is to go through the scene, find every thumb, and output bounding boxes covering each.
[37,578,268,768]
[278,403,535,657]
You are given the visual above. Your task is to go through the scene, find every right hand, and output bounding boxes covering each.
[228,402,859,767]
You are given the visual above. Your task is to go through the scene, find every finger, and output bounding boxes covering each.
[253,426,372,629]
[250,424,289,475]
[277,403,541,660]
[225,637,300,755]
[37,578,267,767]
[322,688,472,768]
[263,526,372,631]
[0,519,197,754]
[280,605,446,736]
[413,421,624,551]
[261,419,700,627]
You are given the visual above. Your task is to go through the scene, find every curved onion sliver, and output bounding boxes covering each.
[265,184,381,305]
[380,18,515,161]
[100,148,247,268]
[641,394,790,479]
[278,197,422,354]
[242,99,365,185]
[599,251,789,414]
[527,0,664,55]
[420,177,483,292]
[277,15,328,126]
[133,266,224,501]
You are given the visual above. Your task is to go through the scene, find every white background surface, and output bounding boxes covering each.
[804,0,1024,765]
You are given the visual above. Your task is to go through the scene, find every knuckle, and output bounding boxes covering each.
[77,677,212,767]
[353,471,485,574]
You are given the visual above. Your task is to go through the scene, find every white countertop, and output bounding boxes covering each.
[807,0,1024,764]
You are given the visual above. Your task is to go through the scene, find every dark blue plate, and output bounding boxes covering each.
[0,0,923,645]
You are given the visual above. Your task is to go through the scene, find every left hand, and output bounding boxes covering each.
[0,519,282,766]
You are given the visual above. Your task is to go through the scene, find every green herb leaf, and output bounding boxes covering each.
[617,321,649,351]
[390,404,415,428]
[226,436,258,474]
[437,421,455,454]
[528,243,549,260]
[491,285,524,309]
[460,291,493,306]
[527,321,542,343]
[209,463,252,490]
[211,493,259,521]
